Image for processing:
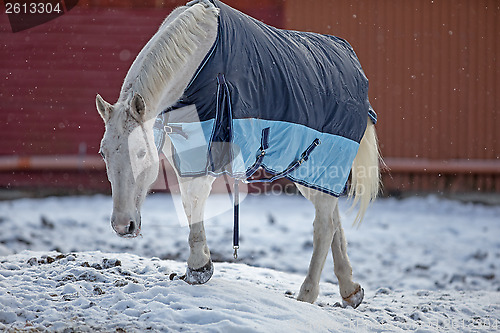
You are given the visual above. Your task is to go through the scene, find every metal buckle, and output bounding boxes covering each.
[164,125,173,134]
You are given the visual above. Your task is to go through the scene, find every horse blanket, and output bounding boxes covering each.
[155,0,377,196]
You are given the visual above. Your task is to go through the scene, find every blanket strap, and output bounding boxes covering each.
[233,179,239,259]
[153,110,189,154]
[153,115,167,153]
[246,138,321,183]
[245,127,270,177]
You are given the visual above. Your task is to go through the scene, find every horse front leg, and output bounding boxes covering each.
[178,175,215,284]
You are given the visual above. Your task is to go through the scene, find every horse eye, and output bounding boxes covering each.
[137,150,147,159]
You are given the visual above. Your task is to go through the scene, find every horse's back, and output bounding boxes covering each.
[194,0,371,142]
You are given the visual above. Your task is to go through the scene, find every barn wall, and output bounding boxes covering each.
[284,0,500,193]
[0,0,283,192]
[1,0,499,194]
[0,7,171,191]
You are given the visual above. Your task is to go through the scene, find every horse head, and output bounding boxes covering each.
[96,93,159,238]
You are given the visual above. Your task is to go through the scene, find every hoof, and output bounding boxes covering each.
[183,260,214,285]
[342,286,364,309]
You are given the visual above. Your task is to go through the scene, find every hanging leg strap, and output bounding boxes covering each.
[233,180,239,259]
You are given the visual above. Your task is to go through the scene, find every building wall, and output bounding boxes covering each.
[1,0,499,193]
[0,0,284,192]
[284,0,500,193]
[0,7,169,190]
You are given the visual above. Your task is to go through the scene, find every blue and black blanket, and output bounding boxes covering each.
[155,0,377,196]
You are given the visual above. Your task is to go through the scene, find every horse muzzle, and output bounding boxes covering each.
[111,211,142,238]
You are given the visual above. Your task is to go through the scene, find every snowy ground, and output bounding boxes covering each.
[0,193,499,332]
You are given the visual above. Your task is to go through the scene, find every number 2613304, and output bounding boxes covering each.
[5,2,62,14]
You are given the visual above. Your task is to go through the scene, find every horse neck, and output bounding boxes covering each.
[155,26,218,114]
[119,5,219,118]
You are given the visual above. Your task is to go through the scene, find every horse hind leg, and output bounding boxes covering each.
[331,204,364,308]
[296,184,336,303]
[178,175,216,284]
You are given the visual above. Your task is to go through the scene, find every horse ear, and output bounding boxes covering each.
[96,94,113,122]
[130,93,146,122]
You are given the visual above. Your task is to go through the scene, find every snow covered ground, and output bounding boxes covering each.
[0,193,499,332]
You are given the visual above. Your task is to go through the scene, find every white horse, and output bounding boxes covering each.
[96,0,380,308]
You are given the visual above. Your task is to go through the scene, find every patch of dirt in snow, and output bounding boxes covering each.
[0,251,498,332]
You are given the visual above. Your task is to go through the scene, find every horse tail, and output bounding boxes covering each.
[348,118,382,226]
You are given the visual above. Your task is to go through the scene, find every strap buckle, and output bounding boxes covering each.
[233,246,239,259]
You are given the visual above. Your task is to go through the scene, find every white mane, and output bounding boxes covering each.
[119,2,219,108]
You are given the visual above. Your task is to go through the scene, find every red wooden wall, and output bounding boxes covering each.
[1,0,499,194]
[0,0,283,192]
[284,0,500,194]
